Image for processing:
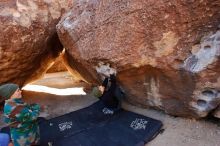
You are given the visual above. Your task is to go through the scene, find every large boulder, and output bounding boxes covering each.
[57,0,220,118]
[0,0,73,86]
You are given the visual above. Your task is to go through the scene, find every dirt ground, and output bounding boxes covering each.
[1,72,220,146]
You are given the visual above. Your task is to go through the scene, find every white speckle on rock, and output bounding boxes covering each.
[145,78,162,107]
[16,1,28,12]
[38,9,49,23]
[13,11,21,18]
[96,62,116,77]
[153,31,179,57]
[18,14,31,28]
[132,57,157,68]
[190,88,220,117]
[27,0,38,20]
[63,17,76,29]
[45,1,63,19]
[15,1,38,27]
[0,8,19,18]
[43,0,53,3]
[183,31,220,73]
[20,35,30,42]
[164,14,169,19]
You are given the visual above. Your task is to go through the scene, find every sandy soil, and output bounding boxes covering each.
[123,102,220,146]
[1,72,220,146]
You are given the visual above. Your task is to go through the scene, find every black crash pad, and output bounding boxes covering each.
[1,101,163,146]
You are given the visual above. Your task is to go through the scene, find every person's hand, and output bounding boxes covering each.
[98,86,105,93]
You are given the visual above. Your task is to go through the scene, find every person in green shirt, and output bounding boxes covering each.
[0,83,41,146]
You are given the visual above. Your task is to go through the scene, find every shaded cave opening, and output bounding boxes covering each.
[20,56,96,119]
[23,55,87,96]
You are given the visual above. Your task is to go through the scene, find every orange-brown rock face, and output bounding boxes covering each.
[0,0,73,86]
[57,0,220,118]
[47,53,67,73]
